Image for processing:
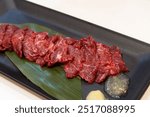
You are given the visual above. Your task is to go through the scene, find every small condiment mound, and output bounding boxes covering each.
[105,74,129,98]
[86,90,105,100]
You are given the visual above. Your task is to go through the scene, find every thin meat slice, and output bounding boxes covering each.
[11,28,27,58]
[79,63,98,83]
[49,37,72,63]
[34,32,49,66]
[0,24,8,51]
[110,46,128,73]
[64,40,84,78]
[2,25,19,51]
[95,43,112,83]
[23,29,37,61]
[34,32,49,56]
[43,36,57,67]
[44,35,73,67]
[78,36,98,83]
[95,44,128,83]
[65,40,83,76]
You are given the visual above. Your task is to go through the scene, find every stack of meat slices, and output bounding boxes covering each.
[0,24,128,83]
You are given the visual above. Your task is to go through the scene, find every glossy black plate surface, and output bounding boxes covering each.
[0,0,150,99]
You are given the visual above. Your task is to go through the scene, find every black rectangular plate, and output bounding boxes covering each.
[0,0,150,100]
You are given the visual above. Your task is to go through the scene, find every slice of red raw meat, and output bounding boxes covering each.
[2,25,19,51]
[95,44,128,83]
[64,46,83,78]
[23,29,37,61]
[0,24,8,51]
[34,32,49,56]
[49,37,72,63]
[11,28,28,58]
[95,43,112,83]
[34,32,49,66]
[78,36,98,83]
[44,35,73,67]
[110,46,128,73]
[64,40,84,78]
[43,36,57,67]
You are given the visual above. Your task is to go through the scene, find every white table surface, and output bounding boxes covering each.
[0,0,150,100]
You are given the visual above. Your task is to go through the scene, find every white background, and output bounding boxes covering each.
[0,100,149,117]
[0,0,150,99]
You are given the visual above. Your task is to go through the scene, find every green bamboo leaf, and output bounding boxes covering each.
[5,23,82,100]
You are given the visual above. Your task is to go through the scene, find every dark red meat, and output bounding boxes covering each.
[44,35,73,67]
[11,28,27,57]
[2,25,19,51]
[78,36,98,83]
[48,36,72,65]
[65,36,128,83]
[64,40,84,78]
[0,24,128,84]
[23,29,37,61]
[95,44,128,83]
[0,24,8,51]
[35,32,49,56]
[34,32,49,66]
